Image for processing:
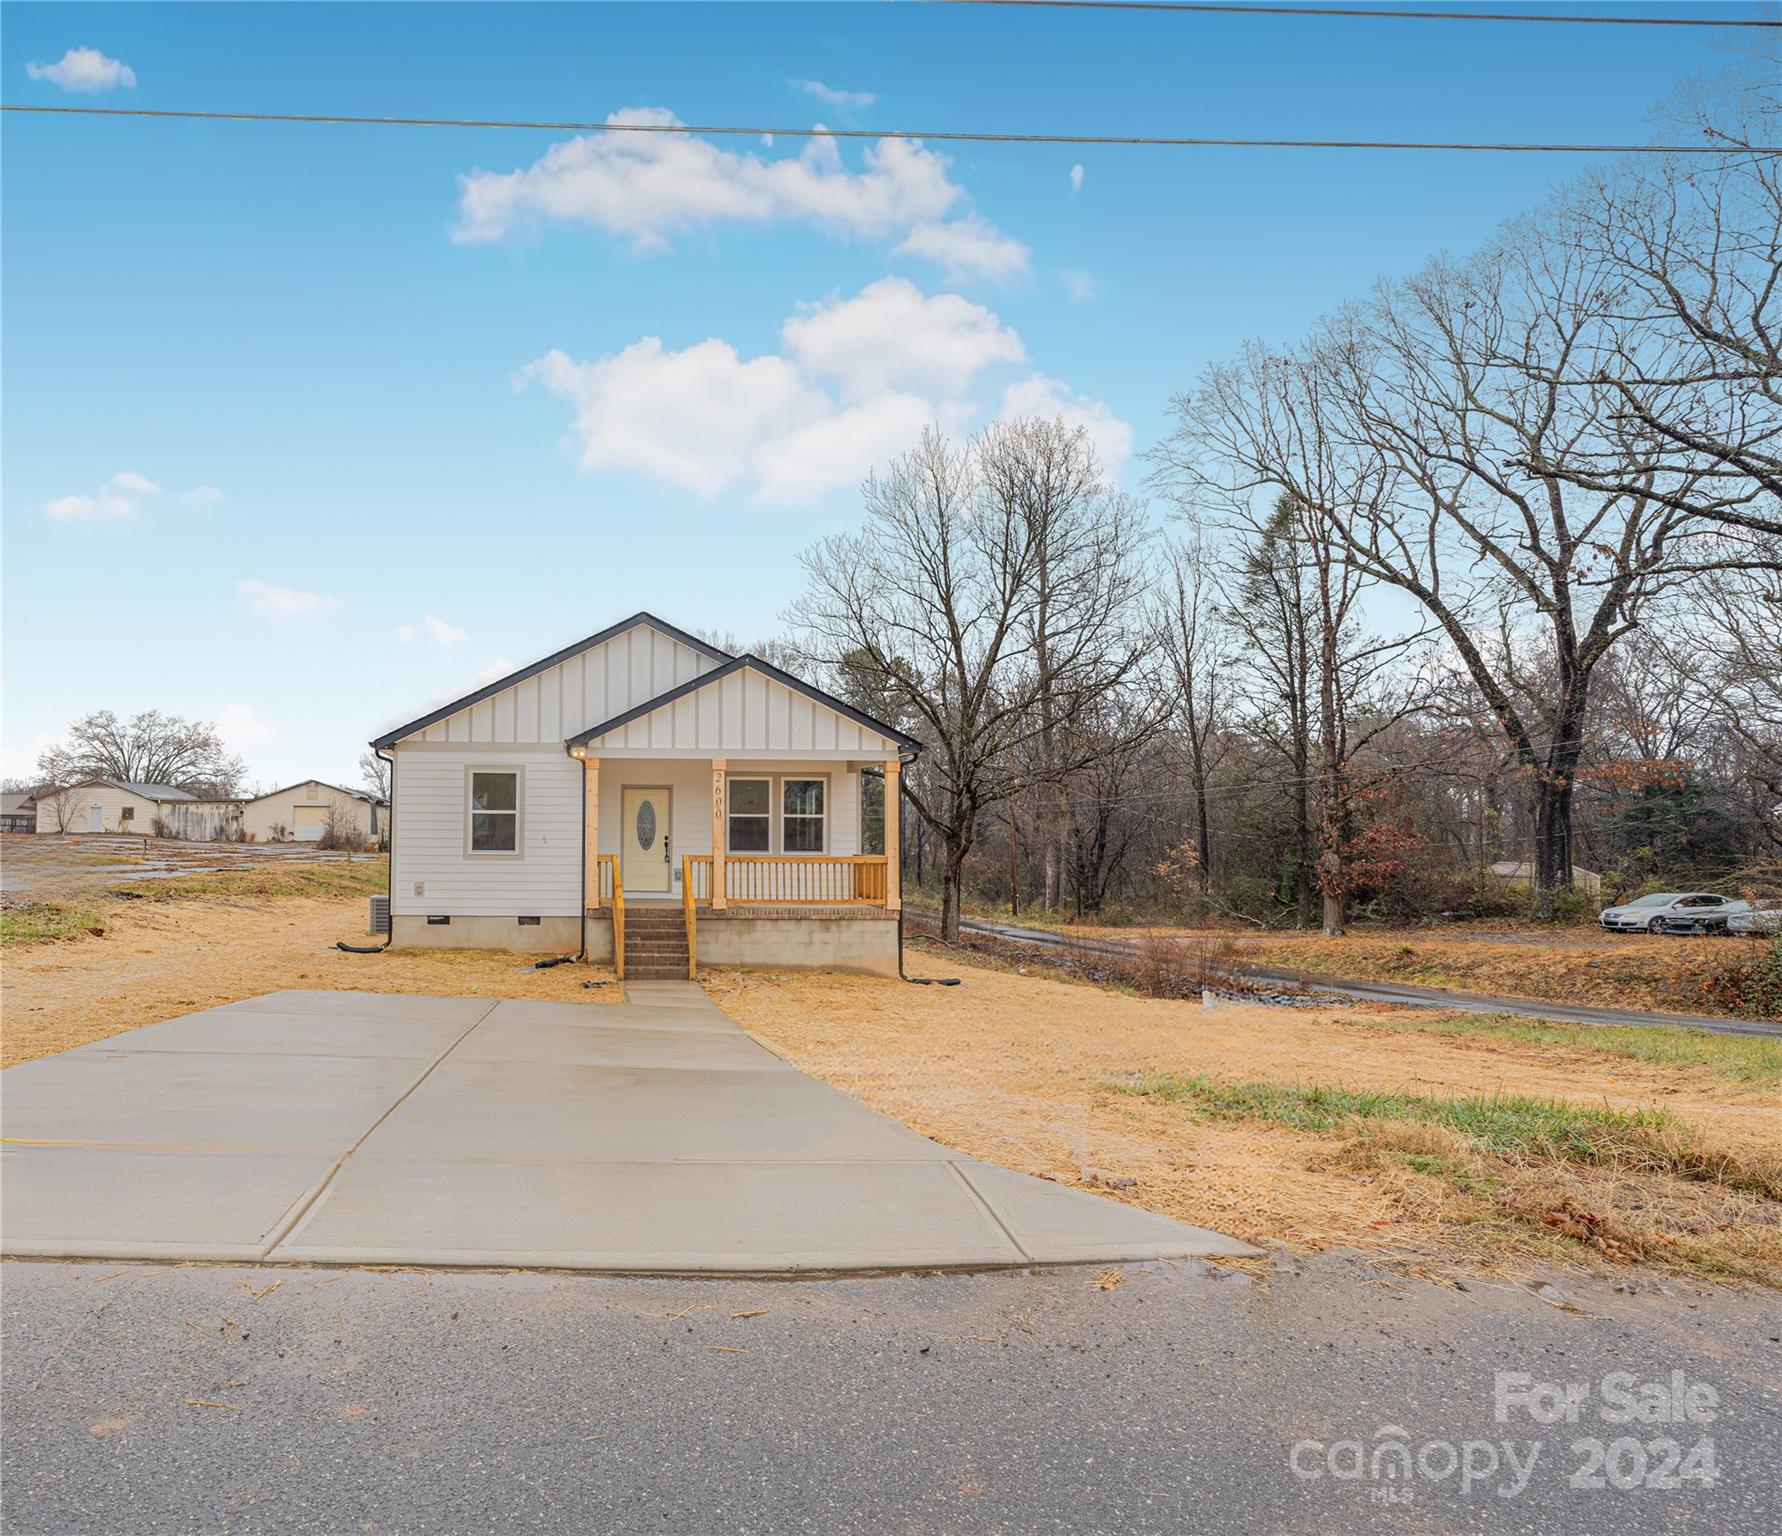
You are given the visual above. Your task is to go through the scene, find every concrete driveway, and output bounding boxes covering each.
[1,983,1253,1272]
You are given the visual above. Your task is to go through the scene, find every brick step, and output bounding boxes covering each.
[626,946,690,958]
[625,920,687,932]
[626,967,692,980]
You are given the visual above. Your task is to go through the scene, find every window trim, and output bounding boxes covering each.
[463,765,525,858]
[781,776,827,855]
[726,775,773,855]
[725,771,833,856]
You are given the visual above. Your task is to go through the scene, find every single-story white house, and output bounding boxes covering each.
[242,780,387,844]
[33,778,242,839]
[371,612,921,976]
[1489,859,1603,898]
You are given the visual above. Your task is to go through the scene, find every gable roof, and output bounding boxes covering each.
[372,612,734,750]
[56,777,200,802]
[244,779,386,807]
[1,792,37,814]
[566,652,922,754]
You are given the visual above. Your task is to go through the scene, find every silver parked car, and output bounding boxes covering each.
[1728,899,1782,938]
[1598,892,1739,934]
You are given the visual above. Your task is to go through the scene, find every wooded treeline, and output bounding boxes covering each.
[786,61,1781,938]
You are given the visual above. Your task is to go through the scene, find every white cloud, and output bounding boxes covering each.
[753,393,938,504]
[999,374,1134,479]
[523,279,1125,503]
[792,79,876,111]
[1061,269,1100,301]
[474,657,517,685]
[1070,164,1084,192]
[236,578,342,619]
[893,214,1030,279]
[44,491,130,523]
[26,46,136,94]
[782,278,1024,402]
[423,614,468,648]
[396,624,417,643]
[454,108,1024,278]
[520,339,826,497]
[41,470,220,524]
[216,702,281,752]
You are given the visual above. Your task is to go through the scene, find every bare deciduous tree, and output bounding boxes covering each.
[37,710,246,798]
[792,424,1148,939]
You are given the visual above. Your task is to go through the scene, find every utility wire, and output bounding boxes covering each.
[3,104,1771,154]
[935,0,1781,27]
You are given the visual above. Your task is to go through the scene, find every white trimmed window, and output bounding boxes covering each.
[782,778,825,853]
[727,778,771,852]
[467,769,521,854]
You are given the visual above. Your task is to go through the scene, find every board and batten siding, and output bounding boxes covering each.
[584,666,902,757]
[390,749,581,919]
[410,625,720,746]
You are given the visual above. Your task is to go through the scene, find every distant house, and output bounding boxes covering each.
[242,780,386,844]
[1,791,38,833]
[34,778,242,839]
[371,611,920,975]
[1489,859,1603,898]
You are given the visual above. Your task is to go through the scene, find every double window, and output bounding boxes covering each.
[726,775,827,854]
[467,768,522,854]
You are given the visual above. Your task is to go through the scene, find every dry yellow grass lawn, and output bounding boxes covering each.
[1011,918,1748,1018]
[706,953,1782,1283]
[2,893,617,1068]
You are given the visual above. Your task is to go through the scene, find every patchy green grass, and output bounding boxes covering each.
[1113,1074,1782,1198]
[1343,1009,1782,1087]
[1,857,388,947]
[109,857,388,905]
[0,901,108,945]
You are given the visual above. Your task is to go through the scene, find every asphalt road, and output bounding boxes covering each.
[943,913,1782,1039]
[4,1254,1777,1535]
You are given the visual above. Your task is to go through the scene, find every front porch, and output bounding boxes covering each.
[580,755,904,979]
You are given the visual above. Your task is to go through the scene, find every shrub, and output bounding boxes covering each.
[1699,936,1782,1022]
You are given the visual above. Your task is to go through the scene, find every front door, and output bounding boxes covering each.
[88,804,103,832]
[620,786,672,894]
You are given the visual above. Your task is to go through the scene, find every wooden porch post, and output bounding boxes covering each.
[582,757,600,910]
[883,759,901,912]
[710,759,727,910]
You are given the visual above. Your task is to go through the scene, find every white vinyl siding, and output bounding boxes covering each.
[36,784,162,835]
[390,748,581,918]
[241,783,379,843]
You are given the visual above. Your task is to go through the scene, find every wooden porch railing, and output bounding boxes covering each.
[681,855,698,979]
[596,853,624,979]
[685,854,890,907]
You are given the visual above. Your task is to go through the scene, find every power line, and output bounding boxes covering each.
[936,0,1781,27]
[3,104,1772,154]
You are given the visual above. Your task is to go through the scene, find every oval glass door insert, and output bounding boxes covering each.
[635,801,657,851]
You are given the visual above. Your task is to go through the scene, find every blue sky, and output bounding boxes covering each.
[1,2,1754,789]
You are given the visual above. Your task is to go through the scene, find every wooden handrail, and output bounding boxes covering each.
[597,853,625,979]
[683,853,889,907]
[682,853,697,979]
